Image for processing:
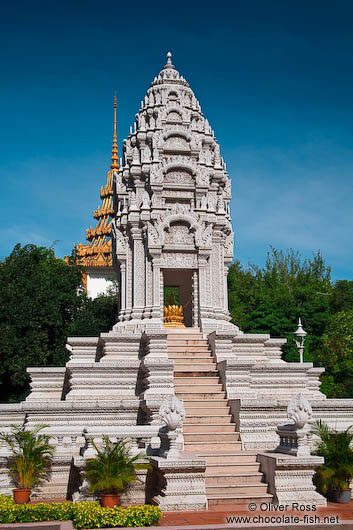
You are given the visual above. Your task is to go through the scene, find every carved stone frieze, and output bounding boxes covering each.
[161,253,197,269]
[164,170,194,185]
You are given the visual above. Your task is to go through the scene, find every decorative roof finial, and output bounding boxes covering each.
[111,91,119,170]
[165,51,174,69]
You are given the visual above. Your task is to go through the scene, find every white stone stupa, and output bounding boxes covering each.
[0,53,352,510]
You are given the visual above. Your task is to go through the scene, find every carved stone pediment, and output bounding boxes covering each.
[164,223,194,247]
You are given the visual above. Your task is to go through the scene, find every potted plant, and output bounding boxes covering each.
[0,424,55,504]
[83,436,151,507]
[311,420,353,503]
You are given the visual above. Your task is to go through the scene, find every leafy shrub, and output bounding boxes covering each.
[0,496,162,529]
[0,425,55,489]
[312,420,353,494]
[84,437,151,495]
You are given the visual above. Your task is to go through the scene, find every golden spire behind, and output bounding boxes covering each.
[111,91,119,170]
[73,93,118,271]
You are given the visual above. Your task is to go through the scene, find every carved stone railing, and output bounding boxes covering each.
[80,425,160,458]
[149,396,208,511]
[257,394,326,506]
[228,397,353,451]
[139,330,175,423]
[275,393,313,457]
[158,395,185,458]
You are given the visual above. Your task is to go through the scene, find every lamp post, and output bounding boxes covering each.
[294,317,307,363]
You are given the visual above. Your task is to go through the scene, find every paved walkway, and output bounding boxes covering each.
[158,500,353,527]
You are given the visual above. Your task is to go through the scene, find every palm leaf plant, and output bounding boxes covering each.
[311,420,353,497]
[0,424,55,499]
[83,437,151,496]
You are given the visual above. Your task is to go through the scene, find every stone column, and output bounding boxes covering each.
[198,256,206,319]
[160,269,164,320]
[144,254,153,319]
[120,262,126,316]
[151,257,162,320]
[192,270,199,328]
[223,265,229,318]
[125,245,133,320]
[131,227,145,319]
[210,240,222,316]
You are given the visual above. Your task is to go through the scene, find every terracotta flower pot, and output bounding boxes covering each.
[13,489,31,504]
[100,493,120,507]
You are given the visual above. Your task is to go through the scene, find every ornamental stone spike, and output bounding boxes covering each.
[159,394,185,431]
[287,392,313,430]
[166,51,173,67]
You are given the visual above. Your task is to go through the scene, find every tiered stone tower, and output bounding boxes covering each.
[112,52,234,334]
[0,53,352,510]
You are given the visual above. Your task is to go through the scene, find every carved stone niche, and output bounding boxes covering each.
[164,169,194,186]
[163,135,190,152]
[166,110,182,122]
[164,222,194,247]
[167,90,179,102]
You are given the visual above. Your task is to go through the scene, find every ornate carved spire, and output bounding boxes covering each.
[111,91,119,171]
[73,95,117,272]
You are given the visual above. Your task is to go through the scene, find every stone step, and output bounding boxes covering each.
[184,432,240,442]
[167,339,208,346]
[174,384,223,392]
[173,353,216,360]
[207,493,273,506]
[167,329,202,336]
[205,473,263,485]
[207,483,268,496]
[206,462,261,473]
[198,453,258,464]
[184,401,230,409]
[169,351,212,359]
[183,424,236,433]
[174,368,218,375]
[174,376,221,384]
[184,415,233,424]
[174,359,214,377]
[176,391,225,400]
[168,345,210,352]
[168,327,201,331]
[184,441,242,452]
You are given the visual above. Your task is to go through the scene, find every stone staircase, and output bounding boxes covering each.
[168,328,273,506]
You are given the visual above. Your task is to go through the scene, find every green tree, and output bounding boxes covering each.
[329,280,353,314]
[228,248,332,363]
[0,244,119,403]
[68,293,118,337]
[318,311,353,398]
[0,244,83,402]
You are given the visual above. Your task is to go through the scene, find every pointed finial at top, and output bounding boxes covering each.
[165,51,174,69]
[111,91,119,171]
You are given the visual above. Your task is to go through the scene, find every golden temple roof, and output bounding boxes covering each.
[74,94,118,269]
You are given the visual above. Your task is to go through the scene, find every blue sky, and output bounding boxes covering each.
[0,0,352,280]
